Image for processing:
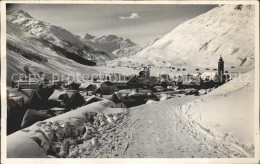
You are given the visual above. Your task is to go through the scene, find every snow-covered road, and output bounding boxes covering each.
[120,96,254,158]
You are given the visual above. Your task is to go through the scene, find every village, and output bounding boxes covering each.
[7,56,231,135]
[6,55,241,158]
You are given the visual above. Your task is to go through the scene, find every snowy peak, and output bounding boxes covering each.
[7,9,84,47]
[7,9,32,19]
[98,35,135,45]
[101,34,119,41]
[81,33,141,57]
[89,34,137,48]
[82,33,95,40]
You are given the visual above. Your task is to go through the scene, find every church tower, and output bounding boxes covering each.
[218,56,224,79]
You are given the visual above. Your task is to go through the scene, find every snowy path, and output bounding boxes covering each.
[118,72,256,158]
[115,96,249,158]
[123,96,208,158]
[118,96,254,158]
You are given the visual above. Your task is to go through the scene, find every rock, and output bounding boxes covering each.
[113,115,119,123]
[104,123,113,130]
[84,112,98,124]
[30,129,51,152]
[82,132,93,141]
[90,137,100,147]
[105,113,115,124]
[58,139,70,157]
[53,126,66,141]
[100,120,107,127]
[52,121,60,127]
[68,146,79,158]
[69,139,77,145]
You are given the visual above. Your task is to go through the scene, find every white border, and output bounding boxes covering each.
[1,1,259,164]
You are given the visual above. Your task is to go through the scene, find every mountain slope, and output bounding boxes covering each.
[7,9,113,64]
[115,5,255,72]
[6,16,99,85]
[81,33,142,58]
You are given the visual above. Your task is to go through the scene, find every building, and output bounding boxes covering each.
[139,67,150,77]
[93,81,119,95]
[126,76,143,88]
[48,89,85,108]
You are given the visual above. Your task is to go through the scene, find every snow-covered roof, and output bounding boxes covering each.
[200,72,219,81]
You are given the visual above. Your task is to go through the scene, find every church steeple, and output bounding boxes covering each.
[218,56,224,80]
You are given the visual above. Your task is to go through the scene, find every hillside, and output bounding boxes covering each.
[81,33,142,58]
[7,9,113,65]
[112,5,255,72]
[6,21,99,85]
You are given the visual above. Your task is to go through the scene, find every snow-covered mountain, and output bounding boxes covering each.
[6,9,118,85]
[6,21,100,85]
[114,5,255,72]
[7,9,113,65]
[81,33,142,58]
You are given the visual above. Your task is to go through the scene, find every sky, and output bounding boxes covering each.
[7,4,216,46]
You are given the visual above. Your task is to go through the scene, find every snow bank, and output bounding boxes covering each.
[7,100,127,158]
[207,70,254,96]
[177,71,255,150]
